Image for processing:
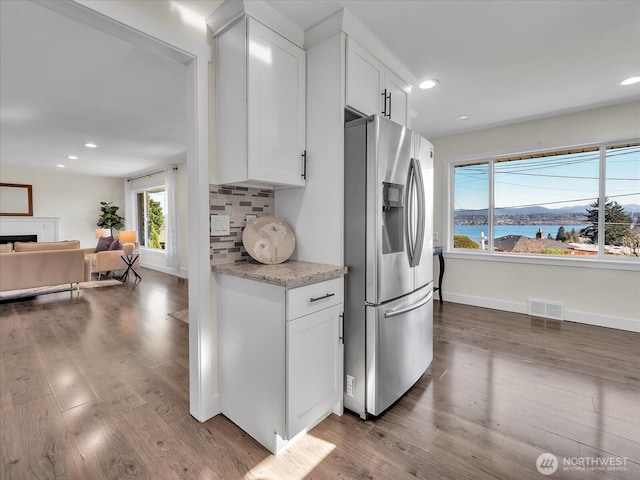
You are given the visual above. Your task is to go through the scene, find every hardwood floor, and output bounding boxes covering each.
[1,269,638,479]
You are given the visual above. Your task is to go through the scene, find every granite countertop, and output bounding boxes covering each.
[212,260,348,288]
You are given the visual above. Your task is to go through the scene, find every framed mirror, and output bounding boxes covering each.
[0,183,33,216]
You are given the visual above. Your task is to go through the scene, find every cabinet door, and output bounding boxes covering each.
[287,304,342,439]
[345,37,385,117]
[247,19,306,186]
[385,69,410,127]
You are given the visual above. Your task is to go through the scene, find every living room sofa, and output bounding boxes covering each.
[0,240,91,292]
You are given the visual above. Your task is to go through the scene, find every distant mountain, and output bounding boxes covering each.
[455,204,640,216]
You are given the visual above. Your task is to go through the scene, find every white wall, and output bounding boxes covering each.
[276,33,345,266]
[432,101,640,331]
[0,166,124,248]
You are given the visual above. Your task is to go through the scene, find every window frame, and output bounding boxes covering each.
[446,138,640,271]
[133,184,167,254]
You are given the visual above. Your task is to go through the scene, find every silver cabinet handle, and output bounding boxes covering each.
[309,293,335,303]
[384,290,433,318]
[301,150,307,179]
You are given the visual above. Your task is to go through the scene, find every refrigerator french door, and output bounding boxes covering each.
[365,286,433,415]
[344,115,434,418]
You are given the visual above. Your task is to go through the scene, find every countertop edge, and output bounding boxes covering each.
[212,261,348,288]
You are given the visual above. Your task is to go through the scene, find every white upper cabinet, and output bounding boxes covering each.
[345,39,384,118]
[384,69,410,127]
[215,16,306,187]
[345,37,411,127]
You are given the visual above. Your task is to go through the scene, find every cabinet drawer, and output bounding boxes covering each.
[287,277,343,320]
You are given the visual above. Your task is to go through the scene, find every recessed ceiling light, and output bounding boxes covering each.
[67,155,78,160]
[84,142,98,148]
[419,79,439,89]
[621,76,640,86]
[456,115,470,121]
[56,164,66,168]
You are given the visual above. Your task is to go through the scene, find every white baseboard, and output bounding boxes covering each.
[139,261,187,278]
[191,393,220,422]
[445,293,528,315]
[177,267,188,278]
[564,309,640,333]
[444,293,639,333]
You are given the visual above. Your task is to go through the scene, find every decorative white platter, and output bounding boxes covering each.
[242,216,295,264]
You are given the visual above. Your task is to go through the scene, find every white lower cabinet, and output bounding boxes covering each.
[287,303,343,439]
[219,275,344,455]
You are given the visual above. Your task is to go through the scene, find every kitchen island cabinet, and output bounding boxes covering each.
[217,267,345,455]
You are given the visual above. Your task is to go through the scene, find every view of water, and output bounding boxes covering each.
[454,225,590,244]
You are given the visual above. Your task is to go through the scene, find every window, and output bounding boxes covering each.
[451,142,640,259]
[605,145,640,256]
[453,162,489,250]
[135,186,166,250]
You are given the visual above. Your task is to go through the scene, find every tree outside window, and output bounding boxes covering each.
[147,196,164,249]
[136,187,166,250]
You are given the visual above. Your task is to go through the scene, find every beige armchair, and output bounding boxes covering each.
[84,247,140,279]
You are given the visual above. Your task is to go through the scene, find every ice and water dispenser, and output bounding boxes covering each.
[382,182,404,254]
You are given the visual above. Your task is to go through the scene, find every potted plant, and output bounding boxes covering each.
[97,201,125,235]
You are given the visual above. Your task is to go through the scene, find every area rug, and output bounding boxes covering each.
[169,309,189,324]
[0,279,122,301]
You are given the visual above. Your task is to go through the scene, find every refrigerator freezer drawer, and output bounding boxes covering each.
[366,287,433,416]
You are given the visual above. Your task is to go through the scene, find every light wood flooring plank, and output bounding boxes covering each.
[3,394,84,480]
[2,346,52,406]
[62,400,155,480]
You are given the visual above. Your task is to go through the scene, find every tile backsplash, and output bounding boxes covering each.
[209,184,274,265]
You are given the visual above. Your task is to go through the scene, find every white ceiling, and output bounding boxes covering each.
[269,0,640,139]
[1,0,639,178]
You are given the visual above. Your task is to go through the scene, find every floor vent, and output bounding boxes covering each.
[528,299,564,320]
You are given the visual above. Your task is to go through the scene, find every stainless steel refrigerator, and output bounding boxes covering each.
[344,114,434,419]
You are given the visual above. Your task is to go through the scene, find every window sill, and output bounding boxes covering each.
[139,247,166,255]
[443,249,640,272]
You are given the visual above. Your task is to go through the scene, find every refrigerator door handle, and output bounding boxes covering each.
[406,158,425,267]
[411,157,426,267]
[384,289,433,318]
[406,161,417,266]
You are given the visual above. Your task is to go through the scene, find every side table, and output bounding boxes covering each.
[120,254,142,283]
[433,247,444,303]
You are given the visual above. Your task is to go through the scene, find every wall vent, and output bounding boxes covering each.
[528,299,564,320]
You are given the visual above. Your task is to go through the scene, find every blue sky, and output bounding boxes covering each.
[454,145,640,212]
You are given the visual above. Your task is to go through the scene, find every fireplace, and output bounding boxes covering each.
[0,234,38,244]
[0,217,59,243]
